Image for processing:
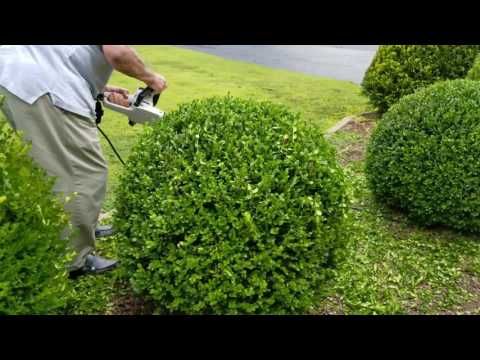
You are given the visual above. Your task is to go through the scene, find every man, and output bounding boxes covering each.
[0,45,167,278]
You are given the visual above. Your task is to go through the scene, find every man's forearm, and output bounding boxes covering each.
[102,45,156,85]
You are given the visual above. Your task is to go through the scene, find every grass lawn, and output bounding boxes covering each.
[98,45,370,211]
[68,46,480,315]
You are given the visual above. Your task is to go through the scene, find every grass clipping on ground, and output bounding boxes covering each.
[317,116,480,315]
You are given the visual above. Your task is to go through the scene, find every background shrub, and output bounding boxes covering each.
[114,96,350,314]
[466,54,480,80]
[365,79,480,232]
[362,45,480,113]
[0,110,70,315]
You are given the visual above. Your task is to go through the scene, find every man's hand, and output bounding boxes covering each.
[104,85,130,99]
[106,92,130,107]
[144,73,168,93]
[104,86,130,107]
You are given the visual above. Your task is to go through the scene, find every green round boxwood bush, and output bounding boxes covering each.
[114,96,350,314]
[466,54,480,80]
[0,112,70,314]
[366,79,480,232]
[362,45,480,113]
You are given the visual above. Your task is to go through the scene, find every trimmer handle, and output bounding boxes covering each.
[135,87,160,107]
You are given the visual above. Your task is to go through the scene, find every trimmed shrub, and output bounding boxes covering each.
[114,96,350,314]
[0,110,70,314]
[466,54,480,80]
[365,79,480,232]
[362,45,480,113]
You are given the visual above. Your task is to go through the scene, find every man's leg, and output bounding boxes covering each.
[1,90,108,271]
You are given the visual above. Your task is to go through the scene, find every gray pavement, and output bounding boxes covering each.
[178,45,379,84]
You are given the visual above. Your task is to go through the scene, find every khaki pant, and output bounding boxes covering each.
[0,89,108,271]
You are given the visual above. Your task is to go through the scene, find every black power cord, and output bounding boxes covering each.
[95,95,126,166]
[96,124,126,166]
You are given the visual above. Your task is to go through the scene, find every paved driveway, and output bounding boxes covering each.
[178,45,379,84]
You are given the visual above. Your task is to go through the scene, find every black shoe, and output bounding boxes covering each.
[95,224,116,238]
[69,255,119,279]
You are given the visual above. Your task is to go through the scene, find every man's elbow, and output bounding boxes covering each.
[102,45,132,67]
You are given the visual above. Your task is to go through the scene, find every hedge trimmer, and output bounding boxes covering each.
[95,86,165,165]
[98,86,165,126]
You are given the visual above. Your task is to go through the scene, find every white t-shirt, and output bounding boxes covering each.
[0,45,113,119]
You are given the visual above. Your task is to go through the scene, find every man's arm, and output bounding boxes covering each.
[102,45,167,93]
